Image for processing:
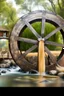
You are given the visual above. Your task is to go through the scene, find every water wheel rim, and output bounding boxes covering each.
[9,10,64,71]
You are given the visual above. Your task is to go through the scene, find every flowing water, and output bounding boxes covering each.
[0,64,64,87]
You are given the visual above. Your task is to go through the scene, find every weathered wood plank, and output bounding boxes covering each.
[15,36,38,44]
[45,41,64,47]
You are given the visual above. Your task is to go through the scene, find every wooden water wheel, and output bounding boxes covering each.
[9,10,64,72]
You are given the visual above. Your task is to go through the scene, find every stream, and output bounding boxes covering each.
[0,65,64,87]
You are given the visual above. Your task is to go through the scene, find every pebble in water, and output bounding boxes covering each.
[29,69,38,74]
[18,69,27,73]
[1,70,7,73]
[0,72,1,75]
[47,70,58,75]
[58,72,64,79]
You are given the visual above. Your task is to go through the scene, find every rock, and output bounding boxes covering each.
[48,70,58,75]
[0,64,6,68]
[0,59,17,68]
[29,69,38,74]
[0,71,1,75]
[18,69,27,73]
[18,69,22,72]
[1,70,7,73]
[0,60,11,68]
[4,60,11,64]
[0,63,10,68]
[58,72,64,79]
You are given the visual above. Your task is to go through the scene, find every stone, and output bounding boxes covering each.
[4,60,11,64]
[58,72,64,77]
[29,69,38,74]
[1,70,7,73]
[0,59,16,68]
[0,63,10,68]
[48,70,58,75]
[18,69,22,72]
[58,72,64,79]
[18,69,27,73]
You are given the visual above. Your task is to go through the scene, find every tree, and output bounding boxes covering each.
[46,0,64,18]
[0,0,18,31]
[15,0,49,14]
[15,0,64,18]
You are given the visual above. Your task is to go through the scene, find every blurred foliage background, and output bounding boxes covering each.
[0,0,64,51]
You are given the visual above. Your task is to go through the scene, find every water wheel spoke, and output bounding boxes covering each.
[15,36,38,44]
[45,41,64,47]
[23,45,37,56]
[45,46,57,64]
[22,19,41,39]
[44,25,64,41]
[41,17,45,37]
[16,45,37,62]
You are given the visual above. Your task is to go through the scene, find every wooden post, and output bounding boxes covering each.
[38,40,45,74]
